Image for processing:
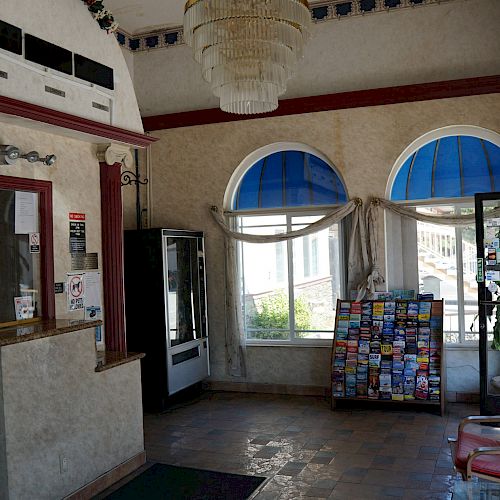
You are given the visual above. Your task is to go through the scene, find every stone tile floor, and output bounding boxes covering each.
[142,392,493,499]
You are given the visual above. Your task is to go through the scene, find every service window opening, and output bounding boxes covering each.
[0,189,42,324]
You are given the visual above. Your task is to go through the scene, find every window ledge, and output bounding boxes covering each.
[246,341,332,348]
[444,343,479,350]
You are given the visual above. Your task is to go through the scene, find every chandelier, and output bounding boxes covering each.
[183,0,311,115]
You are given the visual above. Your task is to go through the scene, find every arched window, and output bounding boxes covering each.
[387,127,500,344]
[226,144,347,344]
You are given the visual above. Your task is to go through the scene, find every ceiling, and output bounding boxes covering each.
[105,0,323,35]
[105,0,185,34]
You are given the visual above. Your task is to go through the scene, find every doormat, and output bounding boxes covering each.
[102,463,267,499]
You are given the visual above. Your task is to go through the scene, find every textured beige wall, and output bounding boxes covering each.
[0,123,104,321]
[145,93,500,387]
[0,329,144,499]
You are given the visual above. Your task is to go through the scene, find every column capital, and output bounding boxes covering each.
[97,143,134,169]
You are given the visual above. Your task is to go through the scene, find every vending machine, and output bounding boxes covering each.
[124,228,209,412]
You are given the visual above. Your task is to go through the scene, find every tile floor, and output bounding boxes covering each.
[139,391,491,499]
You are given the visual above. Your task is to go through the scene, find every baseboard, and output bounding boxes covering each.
[206,380,329,396]
[64,450,146,500]
[446,391,480,404]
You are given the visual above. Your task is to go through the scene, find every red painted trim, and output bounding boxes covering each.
[99,162,126,352]
[142,75,500,131]
[0,95,158,148]
[0,176,55,320]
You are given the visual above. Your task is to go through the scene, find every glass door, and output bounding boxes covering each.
[475,192,500,414]
[164,235,201,347]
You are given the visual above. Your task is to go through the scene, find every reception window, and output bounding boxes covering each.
[0,177,54,326]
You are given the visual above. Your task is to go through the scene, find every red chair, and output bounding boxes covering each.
[448,416,500,481]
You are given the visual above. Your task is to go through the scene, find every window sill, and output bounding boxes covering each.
[444,343,479,350]
[246,340,332,348]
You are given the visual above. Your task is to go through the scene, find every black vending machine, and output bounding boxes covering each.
[124,228,209,412]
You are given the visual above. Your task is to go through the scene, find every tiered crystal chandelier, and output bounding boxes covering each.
[183,0,311,115]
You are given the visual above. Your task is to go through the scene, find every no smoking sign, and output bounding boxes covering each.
[29,232,40,254]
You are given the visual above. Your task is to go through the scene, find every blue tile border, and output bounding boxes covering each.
[116,0,456,52]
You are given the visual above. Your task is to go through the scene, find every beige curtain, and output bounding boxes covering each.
[211,199,367,377]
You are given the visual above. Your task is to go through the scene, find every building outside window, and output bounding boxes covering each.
[389,131,500,344]
[225,144,348,344]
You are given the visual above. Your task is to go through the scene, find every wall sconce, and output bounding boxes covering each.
[0,145,56,166]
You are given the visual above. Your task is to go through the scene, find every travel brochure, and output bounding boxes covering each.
[332,300,442,402]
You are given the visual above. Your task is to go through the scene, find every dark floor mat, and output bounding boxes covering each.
[102,463,267,500]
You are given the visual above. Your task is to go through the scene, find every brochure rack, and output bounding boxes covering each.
[331,299,445,415]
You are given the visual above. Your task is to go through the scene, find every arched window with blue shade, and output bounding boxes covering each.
[391,136,500,201]
[229,146,347,344]
[232,150,347,211]
[388,132,500,346]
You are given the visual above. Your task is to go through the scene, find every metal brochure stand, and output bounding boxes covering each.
[331,299,445,415]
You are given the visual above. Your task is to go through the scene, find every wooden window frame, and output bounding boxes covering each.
[0,175,55,323]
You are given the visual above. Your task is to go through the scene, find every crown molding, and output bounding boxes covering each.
[0,95,157,148]
[142,75,500,131]
[116,0,458,52]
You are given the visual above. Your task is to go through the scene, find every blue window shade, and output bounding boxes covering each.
[433,136,461,198]
[461,136,493,196]
[406,142,435,200]
[486,140,500,184]
[285,151,312,206]
[233,151,347,210]
[260,152,283,208]
[391,136,500,201]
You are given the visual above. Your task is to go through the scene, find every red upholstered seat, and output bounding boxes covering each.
[455,431,500,477]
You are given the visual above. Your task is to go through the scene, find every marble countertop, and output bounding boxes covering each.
[0,319,102,347]
[95,351,145,372]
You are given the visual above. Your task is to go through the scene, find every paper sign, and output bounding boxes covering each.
[85,306,103,343]
[14,296,34,320]
[67,273,85,311]
[84,272,101,308]
[15,192,38,234]
[485,270,500,281]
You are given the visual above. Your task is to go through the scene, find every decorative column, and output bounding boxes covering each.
[99,144,134,352]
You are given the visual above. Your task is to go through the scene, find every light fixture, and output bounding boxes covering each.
[40,154,57,166]
[183,0,311,115]
[0,145,56,166]
[21,151,40,163]
[0,145,20,165]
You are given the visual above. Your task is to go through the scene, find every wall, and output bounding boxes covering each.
[144,93,500,390]
[0,122,104,322]
[1,0,143,133]
[0,328,144,499]
[131,0,500,116]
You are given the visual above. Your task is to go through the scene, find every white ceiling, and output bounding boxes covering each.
[105,0,185,34]
[104,0,325,35]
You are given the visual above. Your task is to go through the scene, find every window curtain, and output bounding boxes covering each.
[211,199,367,377]
[359,197,500,301]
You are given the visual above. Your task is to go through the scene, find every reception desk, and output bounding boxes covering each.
[0,320,145,499]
